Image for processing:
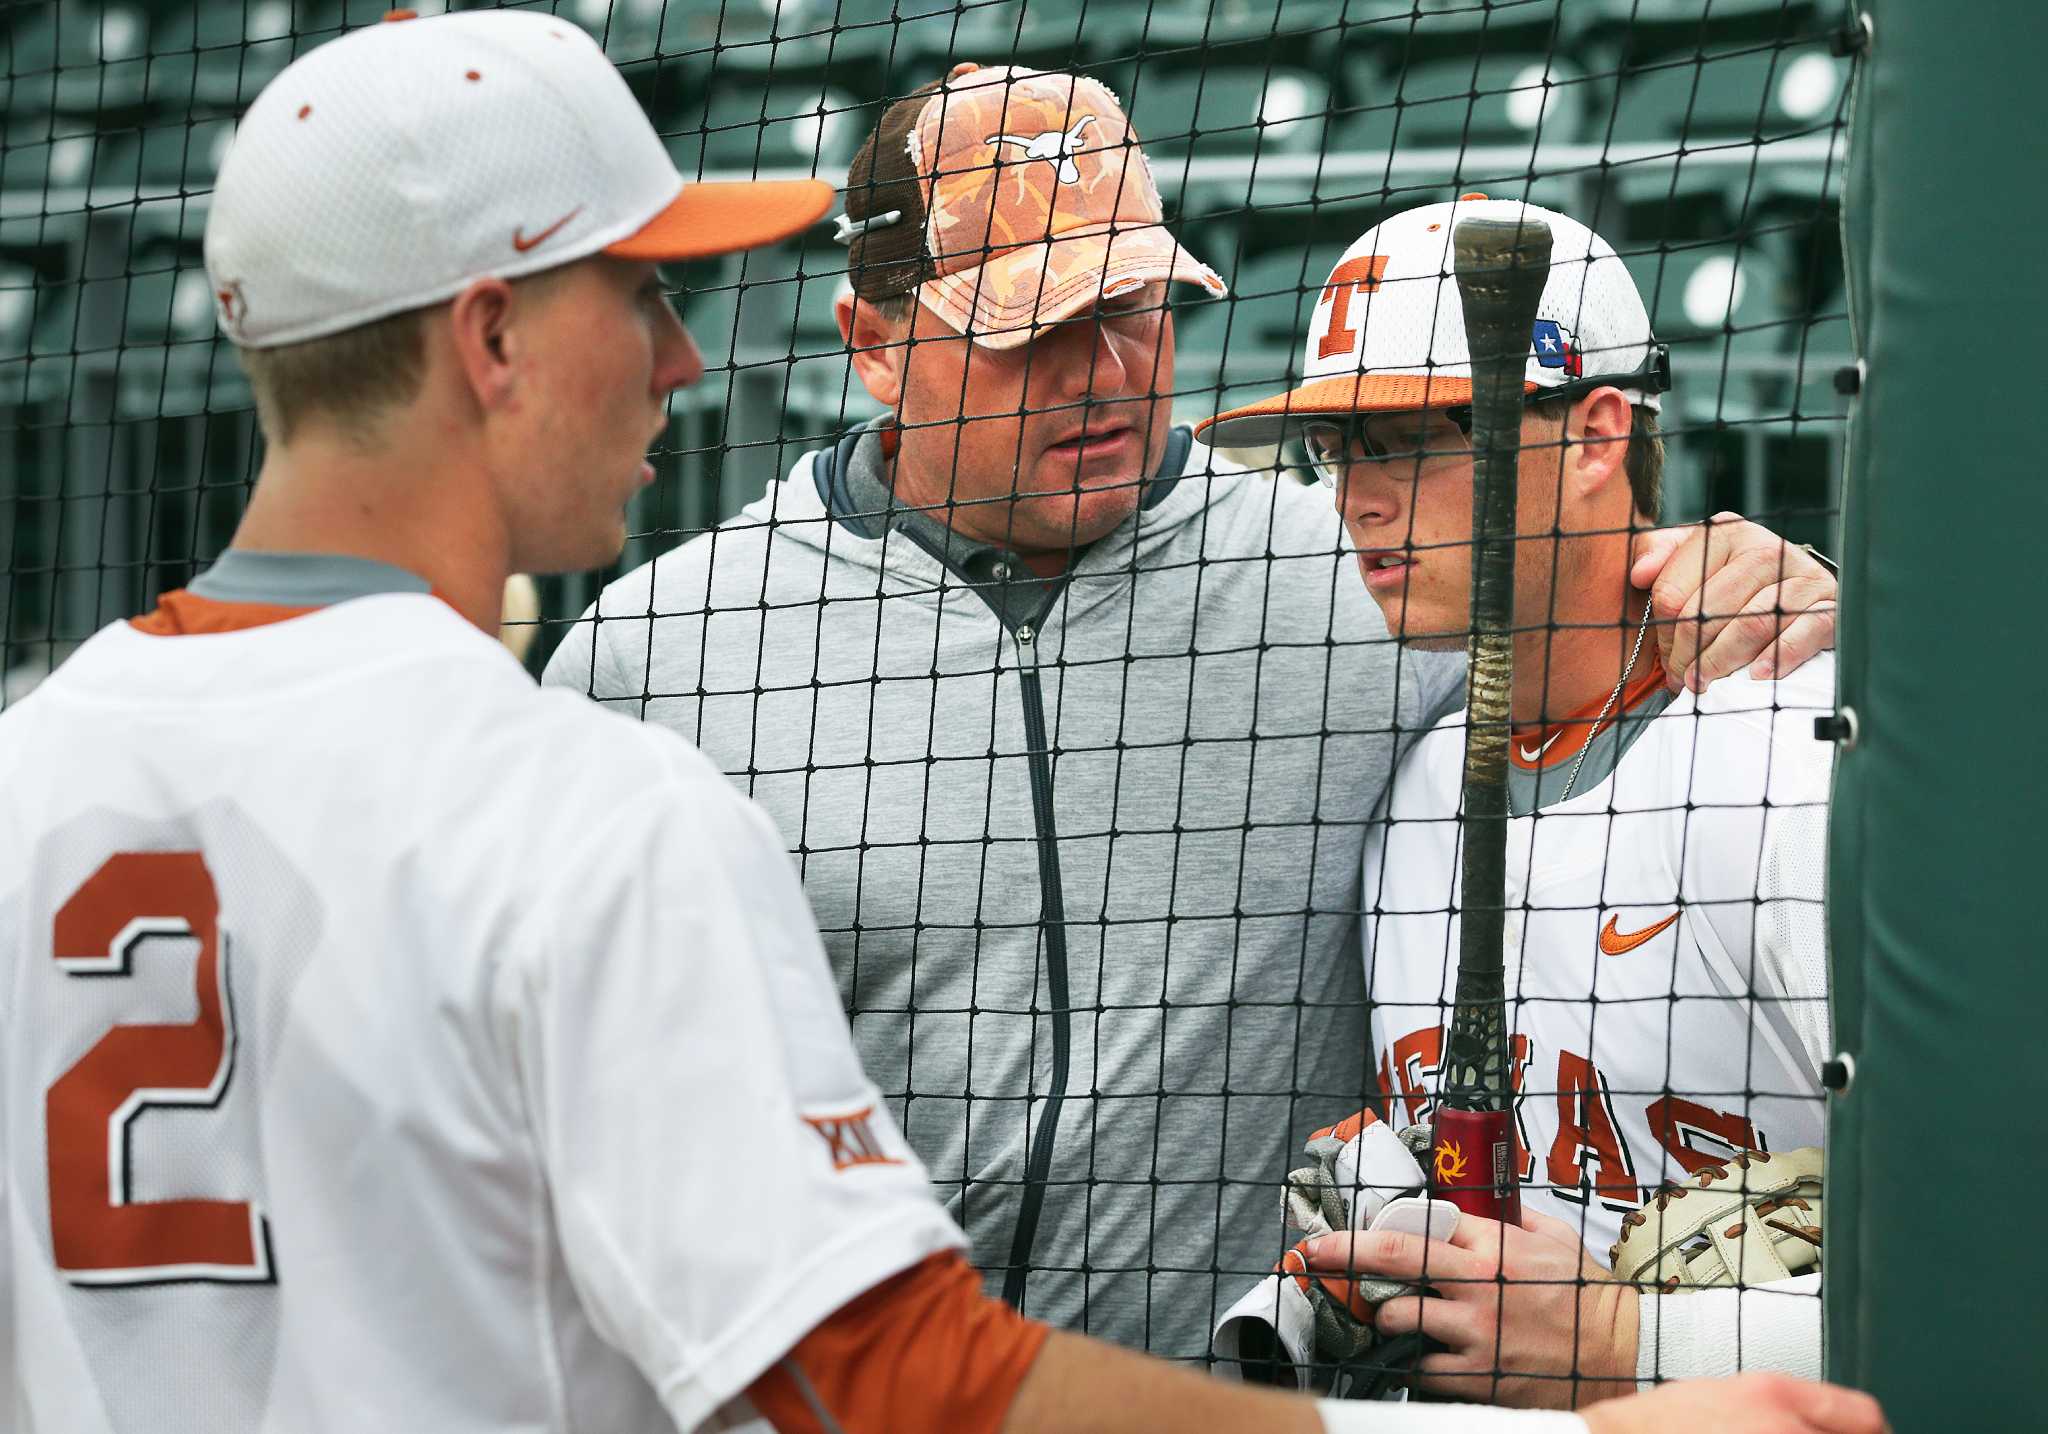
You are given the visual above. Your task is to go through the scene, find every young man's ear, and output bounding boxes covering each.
[1568,386,1637,501]
[838,289,906,408]
[448,276,520,412]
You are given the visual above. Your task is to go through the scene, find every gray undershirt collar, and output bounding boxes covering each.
[187,550,430,608]
[1506,686,1678,813]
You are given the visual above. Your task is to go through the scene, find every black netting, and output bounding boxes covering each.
[0,0,1858,1403]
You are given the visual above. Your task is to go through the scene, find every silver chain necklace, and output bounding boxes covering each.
[1509,599,1656,816]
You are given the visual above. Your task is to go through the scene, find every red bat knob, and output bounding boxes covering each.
[1427,1107,1523,1224]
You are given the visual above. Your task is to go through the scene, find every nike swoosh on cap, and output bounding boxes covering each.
[512,205,583,253]
[1598,911,1680,956]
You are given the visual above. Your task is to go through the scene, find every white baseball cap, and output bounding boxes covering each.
[204,9,833,349]
[1198,195,1667,447]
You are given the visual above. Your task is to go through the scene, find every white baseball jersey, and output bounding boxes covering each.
[1363,658,1834,1259]
[0,591,963,1433]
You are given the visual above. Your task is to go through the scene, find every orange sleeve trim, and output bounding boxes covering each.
[746,1252,1049,1434]
[129,590,322,636]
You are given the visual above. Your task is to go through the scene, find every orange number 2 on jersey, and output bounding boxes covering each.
[46,851,273,1285]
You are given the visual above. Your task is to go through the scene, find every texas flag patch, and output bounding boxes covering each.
[1531,318,1584,377]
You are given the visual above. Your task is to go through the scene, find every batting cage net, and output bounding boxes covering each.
[2,0,1857,1401]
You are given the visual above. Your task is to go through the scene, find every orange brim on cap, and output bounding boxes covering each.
[606,178,834,261]
[921,224,1227,350]
[1196,372,1541,448]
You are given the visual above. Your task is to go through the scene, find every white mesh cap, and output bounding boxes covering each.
[1200,195,1665,447]
[204,9,831,348]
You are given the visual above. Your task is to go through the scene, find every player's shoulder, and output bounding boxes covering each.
[497,688,793,939]
[1642,654,1838,800]
[1381,703,1469,818]
[508,681,738,814]
[1659,651,1836,745]
[1683,650,1836,721]
[219,597,741,837]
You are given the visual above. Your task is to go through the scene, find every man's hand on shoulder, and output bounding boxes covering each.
[1628,513,1838,693]
[1583,1373,1887,1434]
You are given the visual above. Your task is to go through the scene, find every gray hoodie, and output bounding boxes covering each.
[544,425,1463,1359]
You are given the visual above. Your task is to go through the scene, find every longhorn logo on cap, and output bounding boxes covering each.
[985,114,1098,184]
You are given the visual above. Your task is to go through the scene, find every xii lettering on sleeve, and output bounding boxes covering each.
[801,1106,903,1172]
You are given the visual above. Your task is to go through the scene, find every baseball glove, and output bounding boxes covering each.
[1609,1146,1824,1290]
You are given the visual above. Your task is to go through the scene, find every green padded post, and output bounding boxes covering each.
[1827,1,2048,1425]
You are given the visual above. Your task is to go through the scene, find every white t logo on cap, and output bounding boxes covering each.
[985,115,1098,184]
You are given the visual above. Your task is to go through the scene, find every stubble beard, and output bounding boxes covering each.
[1372,588,1472,652]
[1400,632,1471,653]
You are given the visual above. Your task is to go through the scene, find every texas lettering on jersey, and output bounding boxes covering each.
[1362,666,1836,1257]
[1377,1023,1767,1215]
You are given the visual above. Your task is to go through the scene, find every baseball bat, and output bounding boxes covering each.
[1429,216,1552,1225]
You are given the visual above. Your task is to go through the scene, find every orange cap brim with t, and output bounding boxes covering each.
[606,178,835,261]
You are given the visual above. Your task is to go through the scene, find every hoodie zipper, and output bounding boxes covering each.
[1000,621,1072,1310]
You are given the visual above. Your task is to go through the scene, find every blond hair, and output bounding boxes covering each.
[235,305,428,447]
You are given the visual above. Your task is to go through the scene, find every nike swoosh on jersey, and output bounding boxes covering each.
[512,205,583,253]
[1517,729,1564,763]
[1599,911,1680,955]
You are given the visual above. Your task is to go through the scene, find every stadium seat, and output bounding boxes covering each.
[935,0,1144,77]
[1,118,99,196]
[1625,236,1794,422]
[670,257,744,366]
[97,239,222,418]
[114,241,214,348]
[1607,164,1752,242]
[1628,237,1790,342]
[14,2,151,113]
[2,3,151,114]
[140,0,456,107]
[562,0,664,62]
[706,0,975,73]
[1610,44,1848,146]
[728,257,805,361]
[1338,52,1589,154]
[775,234,855,355]
[88,118,236,199]
[1191,191,1397,278]
[667,82,864,177]
[1346,0,1564,36]
[1332,0,1569,84]
[1172,245,1344,405]
[1585,0,1830,22]
[147,0,301,109]
[642,0,727,59]
[0,273,80,408]
[1126,66,1330,157]
[0,262,36,371]
[1134,0,1386,54]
